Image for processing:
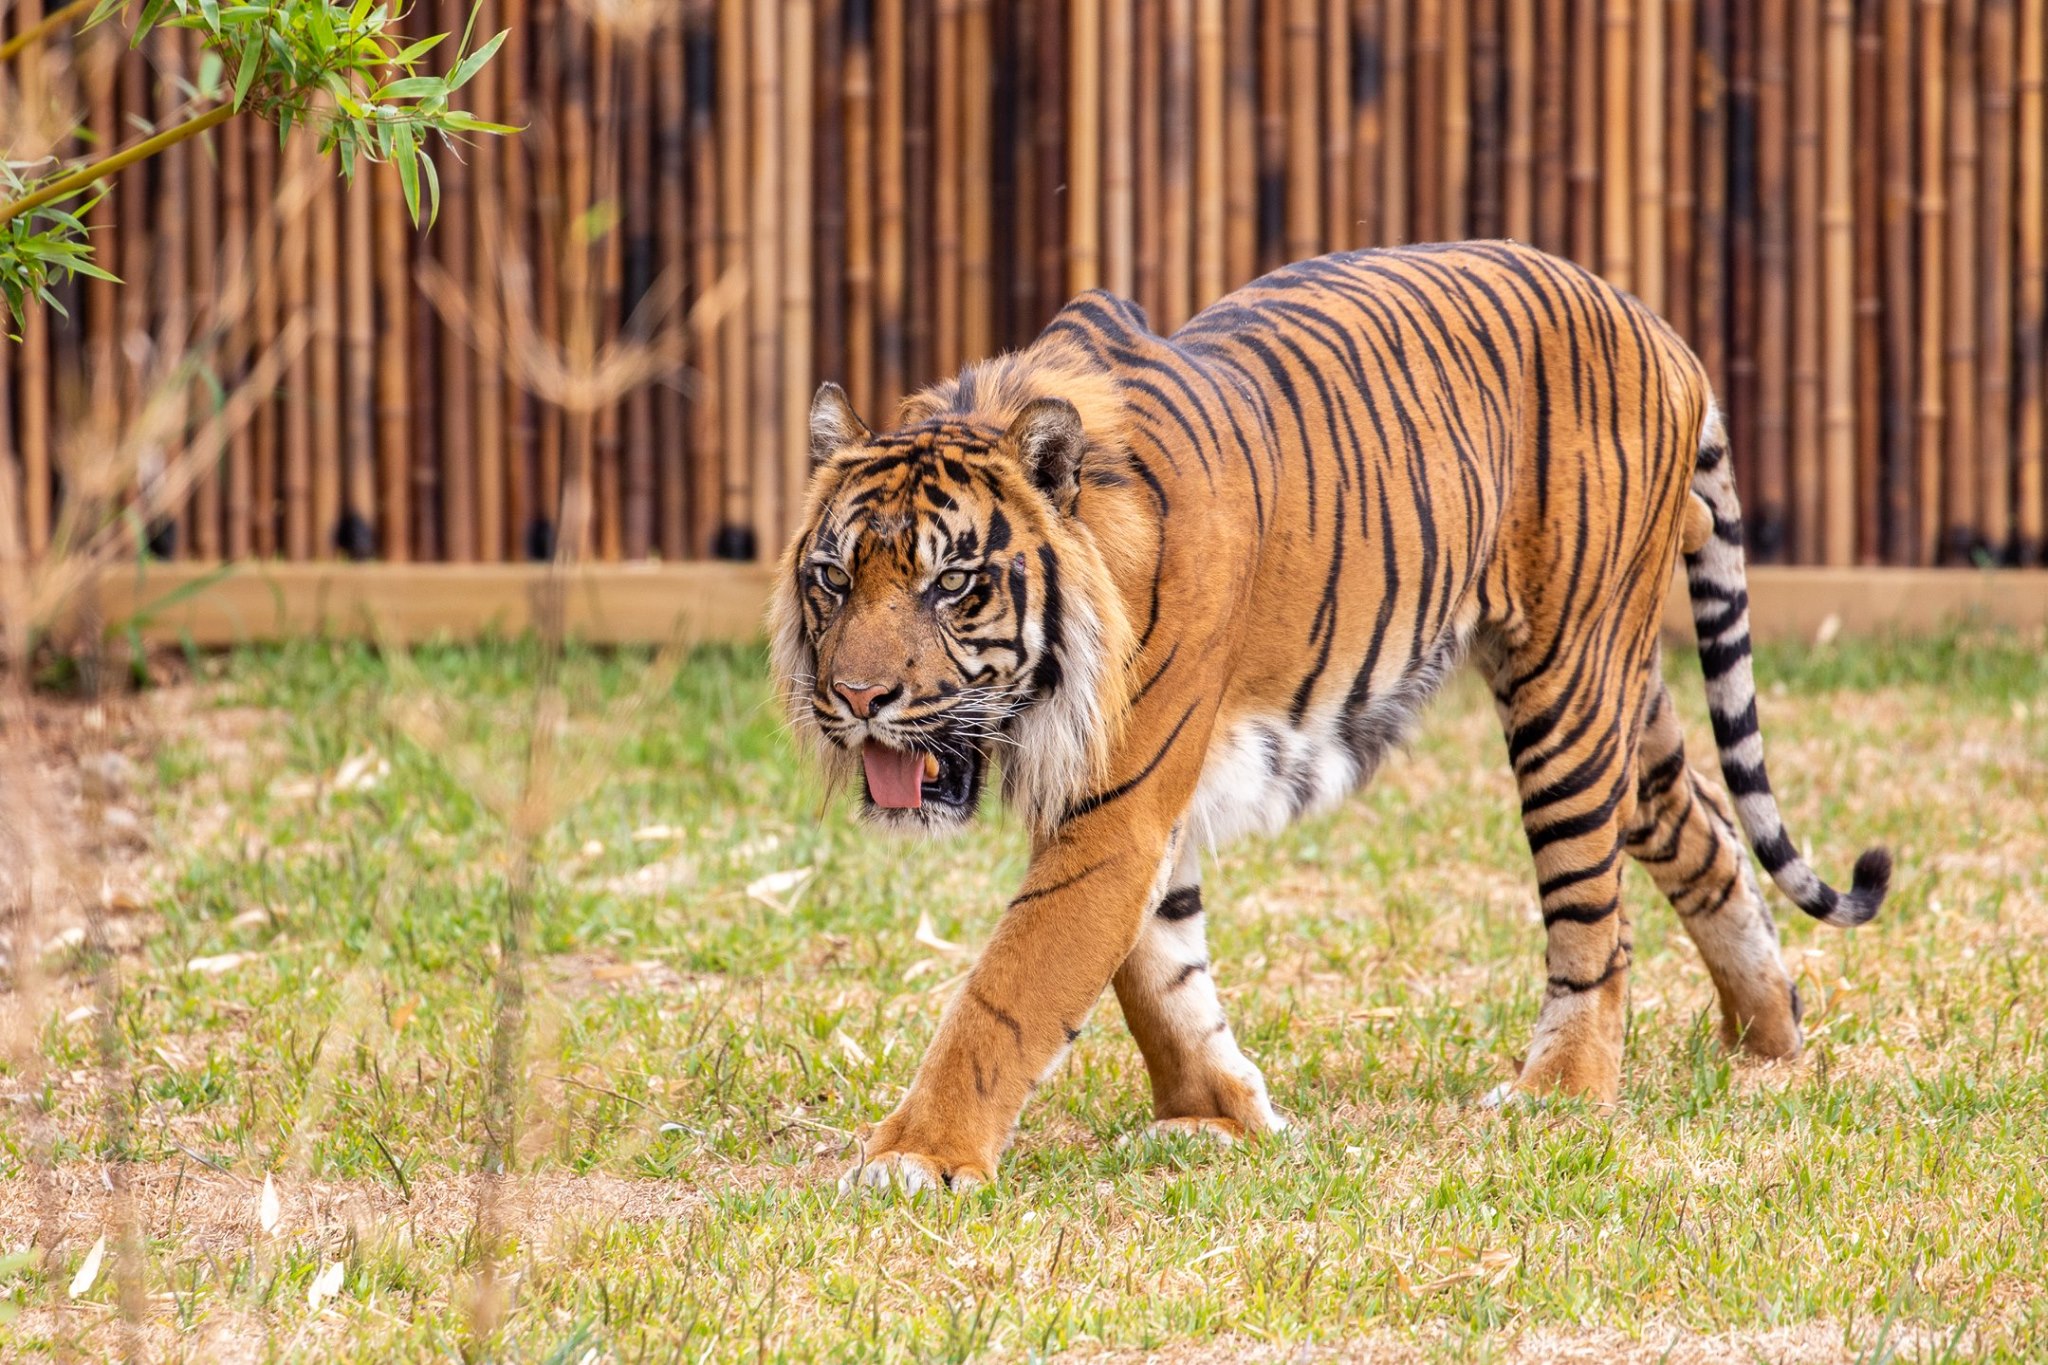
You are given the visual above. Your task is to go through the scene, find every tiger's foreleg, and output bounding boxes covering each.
[840,818,1181,1195]
[1111,844,1285,1142]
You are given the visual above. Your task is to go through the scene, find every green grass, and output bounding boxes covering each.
[5,629,2047,1361]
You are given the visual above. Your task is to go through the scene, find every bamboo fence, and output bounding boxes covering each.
[3,1,2047,567]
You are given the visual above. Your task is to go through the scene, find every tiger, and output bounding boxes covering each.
[770,240,1891,1195]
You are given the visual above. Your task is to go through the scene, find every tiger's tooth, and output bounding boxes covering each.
[922,752,940,781]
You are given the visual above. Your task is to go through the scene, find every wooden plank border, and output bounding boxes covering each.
[79,563,2048,648]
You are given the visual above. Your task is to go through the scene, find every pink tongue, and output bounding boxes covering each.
[862,741,926,809]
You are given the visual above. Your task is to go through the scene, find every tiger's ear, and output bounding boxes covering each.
[809,382,873,464]
[1004,397,1086,511]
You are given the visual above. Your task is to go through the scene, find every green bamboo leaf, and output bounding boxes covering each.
[439,112,520,136]
[394,124,419,221]
[419,151,440,229]
[374,76,445,100]
[232,37,262,106]
[444,28,506,95]
[390,32,446,65]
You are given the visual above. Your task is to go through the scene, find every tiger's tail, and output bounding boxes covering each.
[1683,406,1891,927]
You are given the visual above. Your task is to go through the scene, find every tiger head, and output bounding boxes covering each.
[770,368,1136,835]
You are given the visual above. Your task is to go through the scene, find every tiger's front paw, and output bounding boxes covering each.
[838,1147,992,1196]
[837,1112,998,1196]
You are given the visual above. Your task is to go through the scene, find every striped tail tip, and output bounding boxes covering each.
[1800,846,1891,927]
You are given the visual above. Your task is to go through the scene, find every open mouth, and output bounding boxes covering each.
[860,738,985,816]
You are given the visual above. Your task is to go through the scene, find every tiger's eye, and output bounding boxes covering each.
[821,564,850,590]
[938,568,970,594]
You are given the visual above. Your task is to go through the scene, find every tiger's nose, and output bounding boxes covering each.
[833,680,891,719]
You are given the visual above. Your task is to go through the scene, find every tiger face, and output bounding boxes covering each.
[771,382,1119,834]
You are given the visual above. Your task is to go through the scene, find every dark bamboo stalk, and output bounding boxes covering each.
[343,125,377,562]
[750,0,785,554]
[1442,0,1470,240]
[1536,0,1567,252]
[845,0,878,415]
[1197,0,1228,297]
[1791,0,1824,558]
[622,22,657,562]
[1853,0,1884,562]
[1136,0,1164,315]
[374,157,412,564]
[782,0,815,551]
[657,0,689,559]
[1570,0,1600,264]
[1324,0,1354,250]
[1881,0,1918,564]
[1916,0,1948,564]
[2016,0,2046,560]
[717,0,752,556]
[1413,0,1443,241]
[1633,0,1665,315]
[1286,0,1324,258]
[1755,0,1791,558]
[1106,0,1137,292]
[1695,0,1730,390]
[1163,0,1195,326]
[1978,0,2016,558]
[1944,0,1979,561]
[877,0,909,408]
[223,112,254,560]
[1821,0,1856,565]
[1353,0,1387,247]
[1665,0,1696,337]
[1600,0,1633,290]
[1225,0,1259,273]
[933,0,963,371]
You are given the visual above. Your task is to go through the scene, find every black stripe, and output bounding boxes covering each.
[1155,886,1204,921]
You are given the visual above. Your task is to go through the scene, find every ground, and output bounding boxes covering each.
[2,628,2045,1362]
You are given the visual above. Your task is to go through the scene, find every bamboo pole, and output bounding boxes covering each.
[876,0,908,409]
[1413,0,1443,241]
[1695,0,1729,390]
[223,114,254,560]
[657,0,689,559]
[1035,0,1067,316]
[845,0,878,415]
[1442,0,1470,240]
[1105,0,1136,292]
[531,0,564,559]
[189,61,222,559]
[1536,0,1566,252]
[435,0,474,562]
[717,0,751,556]
[932,0,962,370]
[1821,0,1856,565]
[782,0,815,551]
[1881,0,1917,564]
[1503,0,1534,240]
[1944,0,1979,561]
[1853,0,1884,562]
[1570,0,1599,264]
[592,23,625,565]
[374,158,412,564]
[688,1,725,555]
[1137,0,1163,313]
[1663,0,1695,337]
[1916,0,1948,563]
[1469,0,1501,239]
[1978,0,2016,558]
[905,0,935,383]
[1071,0,1105,291]
[623,26,657,562]
[1225,0,1259,272]
[814,0,848,387]
[1384,0,1411,244]
[502,0,535,558]
[1632,0,1664,314]
[156,27,191,553]
[343,133,377,561]
[1197,0,1228,296]
[749,0,784,554]
[1790,0,1823,558]
[1324,0,1354,251]
[2017,0,2046,561]
[473,0,507,561]
[1599,0,1633,289]
[958,0,991,351]
[1259,0,1287,267]
[249,110,279,556]
[1352,0,1385,247]
[1287,0,1324,257]
[1164,0,1196,325]
[1755,0,1791,557]
[282,134,314,561]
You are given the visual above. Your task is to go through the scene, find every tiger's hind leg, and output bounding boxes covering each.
[1490,644,1653,1104]
[1624,679,1802,1058]
[1112,846,1284,1142]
